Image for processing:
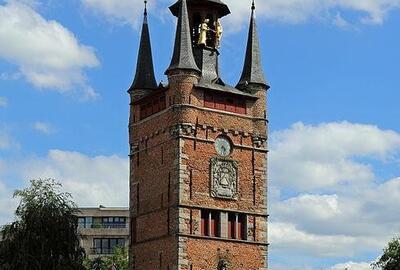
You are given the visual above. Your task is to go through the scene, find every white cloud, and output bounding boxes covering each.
[270,122,400,191]
[270,222,363,257]
[80,0,151,27]
[0,97,7,107]
[271,179,400,257]
[0,1,100,99]
[223,0,400,31]
[0,150,128,225]
[329,261,373,270]
[268,122,400,264]
[0,130,19,150]
[333,12,351,28]
[33,121,55,135]
[16,150,129,207]
[76,0,400,33]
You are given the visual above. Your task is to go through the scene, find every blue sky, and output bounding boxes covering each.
[0,0,400,269]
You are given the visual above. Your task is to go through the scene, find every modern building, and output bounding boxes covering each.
[128,0,269,269]
[77,206,130,259]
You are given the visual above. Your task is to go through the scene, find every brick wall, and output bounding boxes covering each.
[129,71,268,269]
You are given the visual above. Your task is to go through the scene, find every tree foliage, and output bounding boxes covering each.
[373,237,400,270]
[84,247,129,270]
[0,179,86,270]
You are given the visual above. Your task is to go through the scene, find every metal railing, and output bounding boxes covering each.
[78,222,128,229]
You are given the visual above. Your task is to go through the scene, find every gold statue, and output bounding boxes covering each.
[215,20,223,48]
[198,19,210,46]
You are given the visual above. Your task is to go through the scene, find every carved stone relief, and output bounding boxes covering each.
[210,157,238,200]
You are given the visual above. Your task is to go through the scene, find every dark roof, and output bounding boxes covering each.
[237,3,269,89]
[128,9,157,92]
[196,80,258,99]
[165,0,200,75]
[170,0,230,18]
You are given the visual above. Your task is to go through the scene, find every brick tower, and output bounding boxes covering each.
[128,0,269,269]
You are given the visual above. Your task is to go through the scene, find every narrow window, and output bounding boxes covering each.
[201,210,220,237]
[226,97,236,113]
[204,93,214,109]
[201,210,210,236]
[237,214,247,240]
[228,213,236,239]
[215,95,225,110]
[236,99,246,114]
[210,211,220,237]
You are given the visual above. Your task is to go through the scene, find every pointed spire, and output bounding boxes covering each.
[129,0,157,93]
[237,0,269,89]
[165,0,200,75]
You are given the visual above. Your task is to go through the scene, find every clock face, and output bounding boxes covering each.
[215,137,232,157]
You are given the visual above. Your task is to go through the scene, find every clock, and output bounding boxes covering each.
[215,136,232,157]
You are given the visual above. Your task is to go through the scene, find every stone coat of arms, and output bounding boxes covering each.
[210,157,238,200]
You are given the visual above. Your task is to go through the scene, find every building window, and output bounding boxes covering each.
[228,213,247,240]
[201,210,220,237]
[204,92,247,115]
[78,217,93,228]
[140,94,166,120]
[101,217,127,228]
[237,214,247,240]
[228,213,236,239]
[93,238,125,255]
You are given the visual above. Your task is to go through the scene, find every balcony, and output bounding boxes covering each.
[78,222,127,229]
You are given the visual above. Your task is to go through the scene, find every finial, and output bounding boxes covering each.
[144,0,148,16]
[252,0,256,11]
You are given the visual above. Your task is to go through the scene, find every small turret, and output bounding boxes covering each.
[165,0,200,76]
[128,1,158,102]
[237,0,269,91]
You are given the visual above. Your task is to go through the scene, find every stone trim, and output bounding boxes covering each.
[130,122,268,155]
[179,204,269,218]
[178,233,269,246]
[129,103,269,127]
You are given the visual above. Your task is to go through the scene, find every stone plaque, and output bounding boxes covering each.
[210,157,238,200]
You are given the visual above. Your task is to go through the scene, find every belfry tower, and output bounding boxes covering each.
[128,0,269,269]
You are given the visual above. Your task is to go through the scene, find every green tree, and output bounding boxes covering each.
[83,257,105,270]
[103,246,129,270]
[0,179,86,270]
[84,247,129,270]
[373,237,400,270]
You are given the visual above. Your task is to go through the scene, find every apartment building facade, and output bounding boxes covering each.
[77,206,130,259]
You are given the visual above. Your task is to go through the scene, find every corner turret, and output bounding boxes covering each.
[165,0,200,76]
[237,0,269,91]
[128,1,158,102]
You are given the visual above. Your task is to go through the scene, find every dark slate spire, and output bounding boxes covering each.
[237,0,269,89]
[129,0,157,92]
[165,0,200,75]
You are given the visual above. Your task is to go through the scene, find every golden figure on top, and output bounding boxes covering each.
[215,19,223,48]
[198,18,210,46]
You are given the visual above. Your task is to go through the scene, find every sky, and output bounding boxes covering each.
[0,0,399,269]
